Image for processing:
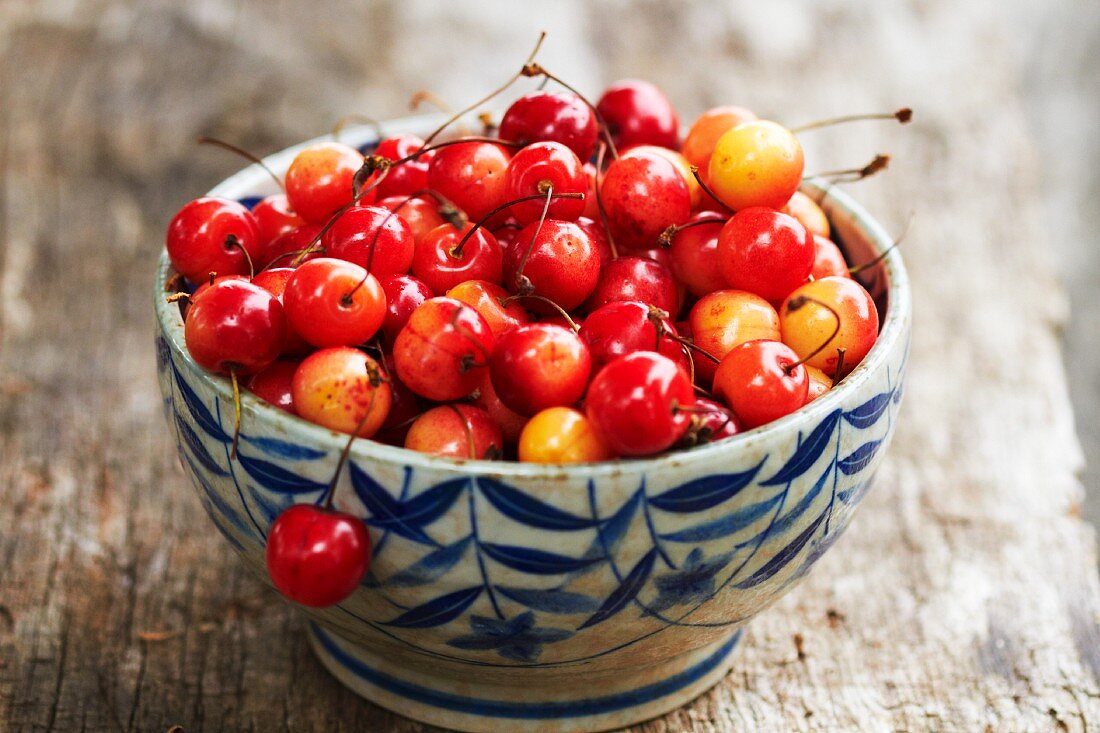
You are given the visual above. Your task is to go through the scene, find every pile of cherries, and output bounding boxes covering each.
[167,61,901,606]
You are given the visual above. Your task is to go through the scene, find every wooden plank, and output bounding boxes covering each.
[1,1,1098,731]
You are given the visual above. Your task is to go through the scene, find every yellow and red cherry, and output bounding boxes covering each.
[499,91,599,161]
[379,274,433,342]
[585,352,693,456]
[471,373,528,444]
[504,142,587,224]
[266,504,371,608]
[780,276,879,377]
[718,208,814,302]
[489,323,591,416]
[282,257,386,348]
[446,280,529,339]
[503,220,600,311]
[373,133,435,198]
[579,300,689,372]
[680,105,757,176]
[668,213,728,298]
[393,297,494,402]
[378,195,447,245]
[804,366,833,402]
[708,120,803,211]
[596,79,680,149]
[783,191,830,239]
[600,152,691,250]
[261,223,323,269]
[427,141,511,222]
[320,205,415,279]
[413,223,503,295]
[688,290,781,384]
[184,279,286,376]
[405,404,503,460]
[518,407,615,464]
[247,359,300,414]
[587,256,680,317]
[811,235,851,280]
[251,267,312,355]
[166,197,262,282]
[285,142,366,224]
[252,193,305,249]
[622,145,702,208]
[713,339,808,429]
[291,347,392,437]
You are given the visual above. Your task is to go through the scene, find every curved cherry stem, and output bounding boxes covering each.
[409,90,455,114]
[449,303,493,367]
[593,141,619,259]
[511,184,555,291]
[331,113,384,143]
[833,347,847,382]
[444,404,478,460]
[451,190,584,257]
[804,154,890,183]
[849,212,914,275]
[323,361,385,510]
[421,31,546,148]
[656,216,727,248]
[224,234,254,279]
[197,136,284,192]
[500,293,580,333]
[229,368,242,460]
[782,295,842,375]
[520,62,619,160]
[791,108,912,134]
[689,166,734,214]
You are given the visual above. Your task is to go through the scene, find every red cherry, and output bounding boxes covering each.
[499,91,599,160]
[471,373,528,444]
[282,257,385,348]
[253,194,305,249]
[503,142,587,224]
[427,141,511,221]
[266,504,371,608]
[718,208,814,302]
[688,290,780,385]
[688,397,741,444]
[247,359,300,414]
[585,352,693,456]
[405,404,503,459]
[379,274,433,343]
[713,340,808,429]
[378,195,447,244]
[166,197,262,282]
[292,347,392,436]
[373,134,435,198]
[320,205,415,279]
[393,297,495,402]
[252,267,312,355]
[596,79,679,149]
[184,279,286,375]
[575,217,613,268]
[261,223,323,269]
[446,279,529,339]
[412,224,503,295]
[580,300,689,371]
[600,152,690,250]
[811,235,851,280]
[587,256,679,317]
[503,220,600,311]
[186,274,249,316]
[668,214,729,298]
[285,142,367,224]
[489,324,591,416]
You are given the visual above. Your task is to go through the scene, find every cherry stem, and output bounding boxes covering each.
[833,347,847,382]
[387,188,468,230]
[501,293,580,332]
[421,31,546,148]
[671,401,733,417]
[444,404,478,459]
[849,212,914,275]
[512,184,555,290]
[657,216,727,248]
[689,166,734,214]
[451,190,584,257]
[322,362,385,510]
[450,303,493,364]
[331,114,384,143]
[224,234,254,279]
[409,90,455,114]
[165,292,191,304]
[782,295,842,375]
[521,62,619,160]
[790,108,912,134]
[804,154,891,183]
[229,368,242,460]
[594,141,619,259]
[197,136,284,193]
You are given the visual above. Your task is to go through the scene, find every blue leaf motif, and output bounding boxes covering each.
[658,492,783,543]
[237,453,327,494]
[155,335,170,374]
[843,390,894,429]
[381,536,474,587]
[175,413,228,476]
[838,480,872,505]
[760,410,842,486]
[173,365,230,442]
[495,586,599,614]
[240,434,326,461]
[578,547,658,630]
[349,463,438,547]
[185,452,246,535]
[770,463,832,536]
[837,440,883,475]
[733,508,828,589]
[598,488,642,554]
[383,586,482,628]
[396,478,469,526]
[478,478,598,531]
[249,488,291,526]
[647,459,765,513]
[481,543,603,575]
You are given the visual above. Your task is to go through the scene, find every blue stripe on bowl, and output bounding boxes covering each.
[311,623,740,720]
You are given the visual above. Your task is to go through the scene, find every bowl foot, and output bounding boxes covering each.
[307,622,742,733]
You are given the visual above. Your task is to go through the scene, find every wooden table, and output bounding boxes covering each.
[3,1,1099,730]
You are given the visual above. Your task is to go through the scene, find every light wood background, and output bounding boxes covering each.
[2,1,1099,731]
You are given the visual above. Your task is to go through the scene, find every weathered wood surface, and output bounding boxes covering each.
[2,1,1099,731]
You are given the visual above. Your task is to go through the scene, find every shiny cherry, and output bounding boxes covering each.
[499,91,598,160]
[166,197,262,282]
[811,235,851,280]
[405,404,503,460]
[503,220,600,311]
[587,256,679,317]
[427,141,511,221]
[779,276,879,377]
[292,347,392,436]
[393,297,495,401]
[283,257,386,348]
[600,152,690,250]
[718,208,814,302]
[668,214,728,298]
[252,193,305,249]
[266,504,371,608]
[247,359,299,414]
[261,223,323,269]
[374,133,435,198]
[446,280,529,339]
[489,324,591,416]
[321,205,415,279]
[688,290,781,384]
[412,223,503,295]
[680,105,757,177]
[503,142,587,224]
[184,279,285,375]
[708,120,803,211]
[804,366,834,403]
[379,274,433,342]
[580,300,689,371]
[379,194,447,244]
[784,191,830,239]
[518,407,614,464]
[596,79,679,149]
[285,142,367,224]
[713,339,808,429]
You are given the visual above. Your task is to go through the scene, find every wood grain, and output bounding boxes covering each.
[2,1,1098,730]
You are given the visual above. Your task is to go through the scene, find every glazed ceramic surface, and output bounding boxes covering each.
[154,117,911,733]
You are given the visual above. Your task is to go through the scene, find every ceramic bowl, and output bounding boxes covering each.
[154,117,911,733]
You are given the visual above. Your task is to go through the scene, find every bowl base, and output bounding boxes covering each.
[307,623,742,733]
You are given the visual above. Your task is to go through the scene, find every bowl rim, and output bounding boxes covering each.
[155,115,911,480]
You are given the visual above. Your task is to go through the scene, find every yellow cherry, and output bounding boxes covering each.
[518,407,615,464]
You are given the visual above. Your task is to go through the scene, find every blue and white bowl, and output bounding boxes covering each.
[154,117,910,733]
